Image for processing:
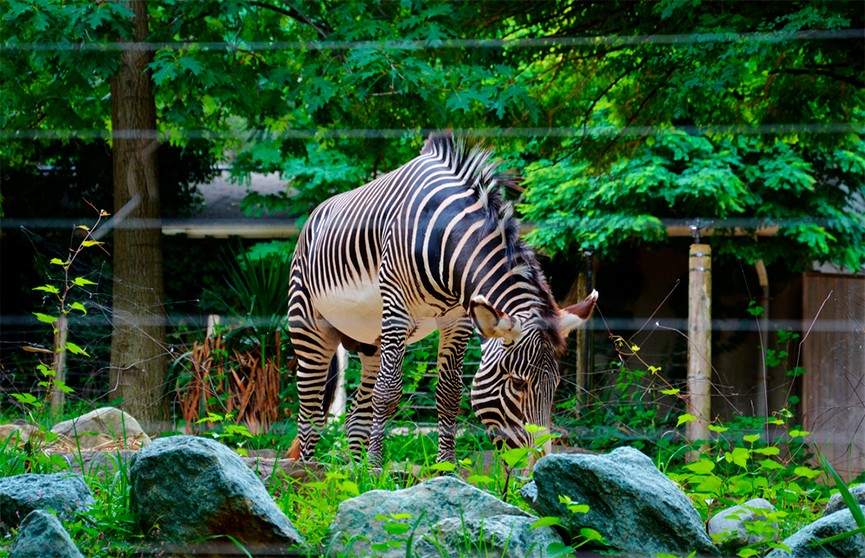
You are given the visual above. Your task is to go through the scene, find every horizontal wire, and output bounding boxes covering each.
[3,123,863,141]
[3,29,862,53]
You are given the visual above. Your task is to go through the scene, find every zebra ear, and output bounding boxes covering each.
[470,295,523,343]
[559,290,599,334]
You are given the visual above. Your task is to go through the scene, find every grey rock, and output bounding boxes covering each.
[0,473,94,532]
[129,435,304,553]
[765,506,865,558]
[328,475,562,558]
[708,498,777,548]
[0,422,42,449]
[522,446,718,556]
[8,510,84,558]
[823,484,865,517]
[51,406,151,449]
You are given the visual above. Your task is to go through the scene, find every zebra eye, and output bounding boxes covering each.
[511,376,528,391]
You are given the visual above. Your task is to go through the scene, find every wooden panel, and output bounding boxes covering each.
[802,272,865,481]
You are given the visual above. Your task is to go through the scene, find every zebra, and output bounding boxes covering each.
[287,131,597,465]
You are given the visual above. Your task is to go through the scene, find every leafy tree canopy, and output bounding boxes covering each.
[3,0,863,270]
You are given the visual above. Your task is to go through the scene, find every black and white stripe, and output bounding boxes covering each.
[288,131,596,465]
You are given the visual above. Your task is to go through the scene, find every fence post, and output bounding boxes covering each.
[687,243,712,455]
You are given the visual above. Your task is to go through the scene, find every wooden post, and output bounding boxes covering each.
[754,260,769,422]
[687,243,712,453]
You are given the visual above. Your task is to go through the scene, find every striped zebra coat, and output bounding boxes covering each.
[288,132,597,465]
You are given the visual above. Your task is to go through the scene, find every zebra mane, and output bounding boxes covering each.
[421,131,566,352]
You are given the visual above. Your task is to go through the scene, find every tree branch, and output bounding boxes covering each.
[250,1,330,39]
[770,67,864,89]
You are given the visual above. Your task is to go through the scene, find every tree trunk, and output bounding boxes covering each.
[108,0,167,431]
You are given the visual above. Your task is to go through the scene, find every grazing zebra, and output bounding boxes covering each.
[288,132,597,465]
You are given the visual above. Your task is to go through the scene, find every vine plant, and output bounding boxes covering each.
[10,204,109,417]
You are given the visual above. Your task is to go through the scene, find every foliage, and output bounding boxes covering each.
[520,131,865,270]
[7,208,109,418]
[206,245,292,357]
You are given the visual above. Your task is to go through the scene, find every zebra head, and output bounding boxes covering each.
[469,290,598,455]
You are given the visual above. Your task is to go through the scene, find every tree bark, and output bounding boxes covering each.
[108,0,167,431]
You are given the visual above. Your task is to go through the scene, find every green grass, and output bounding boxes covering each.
[0,403,840,558]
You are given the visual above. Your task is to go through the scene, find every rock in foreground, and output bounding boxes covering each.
[8,510,84,558]
[0,473,94,532]
[522,447,718,556]
[328,475,562,557]
[765,506,865,558]
[130,435,304,554]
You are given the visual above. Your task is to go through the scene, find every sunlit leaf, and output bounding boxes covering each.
[64,342,90,356]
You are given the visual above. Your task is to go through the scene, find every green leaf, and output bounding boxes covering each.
[50,258,68,266]
[660,388,680,395]
[52,380,75,394]
[794,466,822,480]
[724,447,751,468]
[677,413,696,427]
[708,424,729,433]
[684,459,715,474]
[759,459,786,471]
[72,277,97,286]
[33,284,60,294]
[579,528,605,543]
[10,393,40,406]
[33,312,58,324]
[524,423,547,434]
[81,240,103,247]
[752,446,781,456]
[428,461,456,473]
[64,342,90,356]
[466,474,494,484]
[743,434,761,443]
[500,447,529,468]
[340,480,359,496]
[530,516,561,529]
[383,522,410,535]
[69,302,87,315]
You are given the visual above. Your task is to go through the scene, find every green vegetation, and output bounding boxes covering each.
[2,1,864,556]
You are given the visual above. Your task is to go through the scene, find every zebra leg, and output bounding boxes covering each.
[345,349,381,458]
[294,335,340,460]
[289,282,340,460]
[366,319,409,466]
[434,317,473,464]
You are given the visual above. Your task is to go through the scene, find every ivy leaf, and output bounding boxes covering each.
[676,413,696,427]
[69,302,87,314]
[72,277,97,287]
